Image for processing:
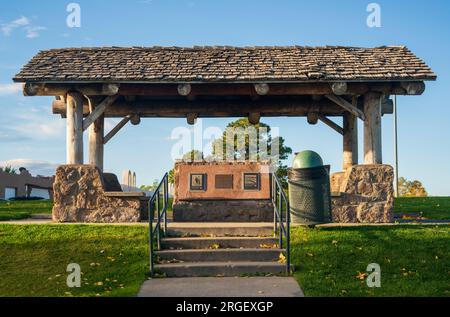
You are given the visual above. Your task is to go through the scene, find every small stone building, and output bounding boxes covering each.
[173,161,273,222]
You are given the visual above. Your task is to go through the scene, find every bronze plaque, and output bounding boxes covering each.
[243,173,260,190]
[190,174,206,191]
[215,174,233,189]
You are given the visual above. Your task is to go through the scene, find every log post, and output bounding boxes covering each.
[66,91,84,164]
[363,92,383,164]
[343,112,358,169]
[88,100,104,171]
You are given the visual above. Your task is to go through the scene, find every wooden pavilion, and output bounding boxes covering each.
[13,46,436,223]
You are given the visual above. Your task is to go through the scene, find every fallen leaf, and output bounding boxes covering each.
[278,253,286,264]
[259,243,278,249]
[355,272,368,280]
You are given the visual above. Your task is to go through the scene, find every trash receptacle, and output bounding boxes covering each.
[288,151,331,225]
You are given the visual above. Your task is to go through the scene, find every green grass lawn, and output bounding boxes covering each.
[0,223,448,297]
[292,225,450,297]
[2,197,449,222]
[0,224,149,297]
[0,200,53,221]
[394,197,450,220]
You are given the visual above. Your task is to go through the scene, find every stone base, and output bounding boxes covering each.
[331,164,394,223]
[173,200,274,222]
[52,165,148,223]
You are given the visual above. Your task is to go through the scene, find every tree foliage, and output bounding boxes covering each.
[139,179,159,192]
[398,177,428,197]
[211,118,292,187]
[0,165,17,174]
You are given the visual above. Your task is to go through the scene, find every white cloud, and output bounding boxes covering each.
[0,16,30,36]
[1,16,46,38]
[0,83,21,95]
[0,108,65,142]
[12,112,65,139]
[0,158,59,176]
[25,26,47,39]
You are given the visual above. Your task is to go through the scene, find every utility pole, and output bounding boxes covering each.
[393,96,399,197]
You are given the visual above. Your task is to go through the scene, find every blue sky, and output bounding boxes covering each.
[0,0,449,195]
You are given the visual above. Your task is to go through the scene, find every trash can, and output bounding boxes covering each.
[288,151,331,225]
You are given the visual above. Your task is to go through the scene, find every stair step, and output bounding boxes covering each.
[155,261,290,277]
[161,237,278,250]
[167,225,273,237]
[156,248,284,262]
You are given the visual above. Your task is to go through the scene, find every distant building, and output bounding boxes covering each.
[0,167,54,200]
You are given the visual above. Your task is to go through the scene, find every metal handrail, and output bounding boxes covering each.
[270,172,291,274]
[149,172,169,276]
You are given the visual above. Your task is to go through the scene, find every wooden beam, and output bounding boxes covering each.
[102,83,120,95]
[381,96,393,115]
[248,112,261,125]
[318,114,344,135]
[53,97,348,118]
[307,112,319,125]
[343,112,358,169]
[103,115,132,145]
[186,113,197,125]
[23,83,120,97]
[23,83,44,96]
[82,95,118,131]
[130,114,141,125]
[254,83,270,95]
[363,92,383,164]
[331,82,347,95]
[177,84,191,96]
[325,94,366,121]
[401,82,425,95]
[66,92,84,164]
[24,81,427,97]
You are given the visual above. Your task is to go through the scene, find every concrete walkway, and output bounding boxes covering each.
[138,277,304,297]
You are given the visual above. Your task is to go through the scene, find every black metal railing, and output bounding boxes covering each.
[270,172,291,274]
[148,172,169,276]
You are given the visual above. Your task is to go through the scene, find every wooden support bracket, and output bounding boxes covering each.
[325,94,366,121]
[318,114,344,135]
[83,95,118,131]
[103,114,132,145]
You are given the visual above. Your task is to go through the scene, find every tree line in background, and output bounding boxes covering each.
[398,177,428,197]
[0,166,17,174]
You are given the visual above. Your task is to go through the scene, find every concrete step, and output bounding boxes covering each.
[156,248,284,262]
[167,225,274,237]
[155,261,290,277]
[161,237,279,250]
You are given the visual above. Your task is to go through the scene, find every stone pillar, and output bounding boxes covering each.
[343,112,358,169]
[88,102,104,171]
[363,92,382,164]
[66,92,84,164]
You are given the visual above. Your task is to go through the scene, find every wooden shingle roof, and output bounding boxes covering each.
[13,46,436,83]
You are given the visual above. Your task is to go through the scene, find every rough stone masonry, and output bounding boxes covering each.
[330,165,394,223]
[52,165,147,222]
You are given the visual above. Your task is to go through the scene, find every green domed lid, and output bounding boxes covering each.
[292,150,323,168]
